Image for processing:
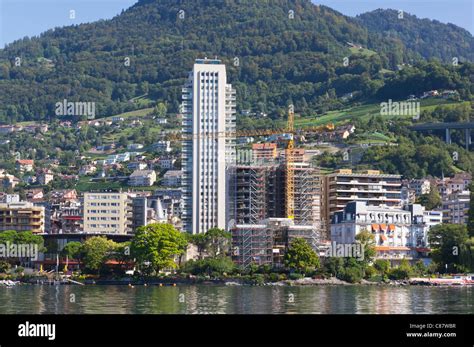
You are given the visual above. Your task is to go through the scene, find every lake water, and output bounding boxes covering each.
[1,285,473,314]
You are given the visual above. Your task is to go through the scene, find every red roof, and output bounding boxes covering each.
[252,143,276,150]
[17,159,34,165]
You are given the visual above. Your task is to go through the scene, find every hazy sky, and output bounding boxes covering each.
[0,0,472,48]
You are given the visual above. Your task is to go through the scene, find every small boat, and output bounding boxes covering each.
[410,275,474,286]
[0,280,19,287]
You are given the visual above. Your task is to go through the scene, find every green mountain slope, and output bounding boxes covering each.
[358,9,474,63]
[0,0,472,123]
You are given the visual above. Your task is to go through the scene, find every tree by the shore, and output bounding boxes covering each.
[284,238,320,275]
[82,236,117,275]
[428,224,474,273]
[131,223,187,275]
[188,228,232,259]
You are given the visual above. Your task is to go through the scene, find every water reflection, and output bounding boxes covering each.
[0,285,473,314]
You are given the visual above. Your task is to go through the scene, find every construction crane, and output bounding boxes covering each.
[169,112,334,220]
[285,107,295,219]
[164,123,334,141]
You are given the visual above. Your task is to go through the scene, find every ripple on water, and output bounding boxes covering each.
[0,285,472,314]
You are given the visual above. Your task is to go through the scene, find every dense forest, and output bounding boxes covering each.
[358,9,474,63]
[0,0,472,123]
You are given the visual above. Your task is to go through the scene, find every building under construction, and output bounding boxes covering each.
[231,148,324,269]
[234,163,284,225]
[291,163,323,227]
[231,218,317,269]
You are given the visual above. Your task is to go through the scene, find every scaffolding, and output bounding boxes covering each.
[235,164,282,225]
[232,223,273,269]
[293,165,322,226]
[232,218,322,269]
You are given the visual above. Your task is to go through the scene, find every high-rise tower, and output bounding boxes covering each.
[182,58,236,234]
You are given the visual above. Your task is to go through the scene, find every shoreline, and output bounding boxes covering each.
[3,277,470,287]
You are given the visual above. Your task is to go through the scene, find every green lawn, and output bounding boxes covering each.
[75,176,162,192]
[355,132,394,144]
[102,107,154,120]
[294,100,469,127]
[349,46,377,57]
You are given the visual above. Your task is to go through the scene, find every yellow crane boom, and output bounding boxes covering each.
[172,112,335,220]
[285,108,295,219]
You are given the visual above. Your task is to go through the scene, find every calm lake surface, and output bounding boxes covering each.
[1,285,473,314]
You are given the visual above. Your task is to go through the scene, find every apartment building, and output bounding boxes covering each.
[408,179,431,196]
[442,190,470,225]
[0,201,45,234]
[16,159,34,172]
[324,169,402,227]
[162,170,183,187]
[128,170,157,187]
[83,192,132,234]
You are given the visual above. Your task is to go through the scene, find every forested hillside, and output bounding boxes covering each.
[358,9,474,63]
[0,0,472,123]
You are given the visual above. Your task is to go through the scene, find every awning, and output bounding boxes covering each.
[389,224,395,231]
[415,247,431,252]
[380,223,387,231]
[376,246,411,251]
[371,224,379,231]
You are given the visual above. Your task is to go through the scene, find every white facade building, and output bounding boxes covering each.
[331,201,442,261]
[408,179,431,196]
[83,192,132,234]
[181,58,236,234]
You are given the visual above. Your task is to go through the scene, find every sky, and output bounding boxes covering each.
[0,0,472,48]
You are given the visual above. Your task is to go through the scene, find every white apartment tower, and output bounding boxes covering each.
[182,58,236,234]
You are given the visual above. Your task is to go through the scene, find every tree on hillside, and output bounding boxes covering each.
[154,102,167,118]
[417,186,442,210]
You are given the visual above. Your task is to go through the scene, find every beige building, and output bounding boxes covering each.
[323,169,402,229]
[16,159,34,172]
[83,192,132,234]
[128,170,157,187]
[442,190,470,225]
[0,201,45,234]
[37,169,54,185]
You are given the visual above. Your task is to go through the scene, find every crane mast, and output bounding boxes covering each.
[285,107,295,219]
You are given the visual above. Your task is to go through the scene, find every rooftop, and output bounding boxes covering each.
[130,170,155,177]
[195,57,221,65]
